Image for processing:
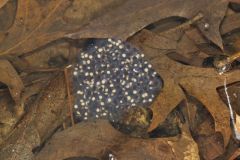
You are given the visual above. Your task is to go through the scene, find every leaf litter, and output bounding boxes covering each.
[0,0,240,159]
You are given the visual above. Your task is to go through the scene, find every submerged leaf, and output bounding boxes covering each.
[0,73,67,160]
[0,0,9,9]
[0,0,116,56]
[67,0,228,49]
[35,120,199,160]
[130,29,240,146]
[0,59,23,103]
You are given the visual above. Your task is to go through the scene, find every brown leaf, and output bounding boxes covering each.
[217,82,240,115]
[228,0,240,3]
[168,124,200,160]
[221,12,240,35]
[0,0,73,56]
[166,34,208,66]
[0,73,67,160]
[0,81,47,145]
[0,0,116,56]
[22,40,70,68]
[130,29,240,146]
[67,0,228,49]
[0,0,122,55]
[229,148,240,160]
[0,0,17,32]
[196,133,224,160]
[0,0,9,9]
[0,59,23,103]
[0,93,17,144]
[35,120,199,160]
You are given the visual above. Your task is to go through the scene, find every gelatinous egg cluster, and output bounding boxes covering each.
[73,38,162,122]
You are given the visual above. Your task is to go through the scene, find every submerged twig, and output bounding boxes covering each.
[64,65,74,126]
[160,12,204,35]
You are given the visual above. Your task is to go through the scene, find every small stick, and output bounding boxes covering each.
[64,65,75,126]
[160,12,204,35]
[24,67,62,73]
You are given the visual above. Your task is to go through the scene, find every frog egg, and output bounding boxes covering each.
[72,38,162,122]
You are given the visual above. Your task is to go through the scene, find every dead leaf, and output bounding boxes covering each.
[228,0,240,3]
[0,0,17,32]
[35,120,199,160]
[22,40,70,68]
[0,0,229,56]
[196,133,224,160]
[0,80,47,146]
[67,0,228,49]
[0,73,67,160]
[0,59,23,103]
[63,0,121,25]
[130,29,240,146]
[0,0,73,56]
[217,82,240,115]
[0,93,16,144]
[168,124,200,160]
[221,13,240,35]
[0,0,9,9]
[0,0,116,56]
[229,148,240,160]
[167,34,208,66]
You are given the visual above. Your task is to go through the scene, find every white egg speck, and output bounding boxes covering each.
[73,71,77,76]
[98,48,103,52]
[74,104,78,109]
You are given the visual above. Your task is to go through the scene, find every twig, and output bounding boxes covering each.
[160,12,204,35]
[23,67,62,73]
[64,65,75,126]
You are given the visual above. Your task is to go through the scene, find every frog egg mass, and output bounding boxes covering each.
[73,38,162,122]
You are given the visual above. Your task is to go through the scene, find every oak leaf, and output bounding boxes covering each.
[35,120,199,160]
[67,0,228,49]
[130,29,240,147]
[0,73,67,160]
[0,0,116,56]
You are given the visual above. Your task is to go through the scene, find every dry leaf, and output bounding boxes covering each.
[0,0,116,56]
[228,0,240,3]
[217,82,240,115]
[0,0,9,9]
[0,0,17,32]
[0,0,73,56]
[0,0,229,57]
[0,73,67,160]
[35,120,199,160]
[196,133,224,159]
[0,93,16,144]
[0,59,23,103]
[229,148,240,160]
[168,124,200,160]
[67,0,228,49]
[22,40,70,68]
[130,29,240,146]
[221,13,240,35]
[0,81,47,145]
